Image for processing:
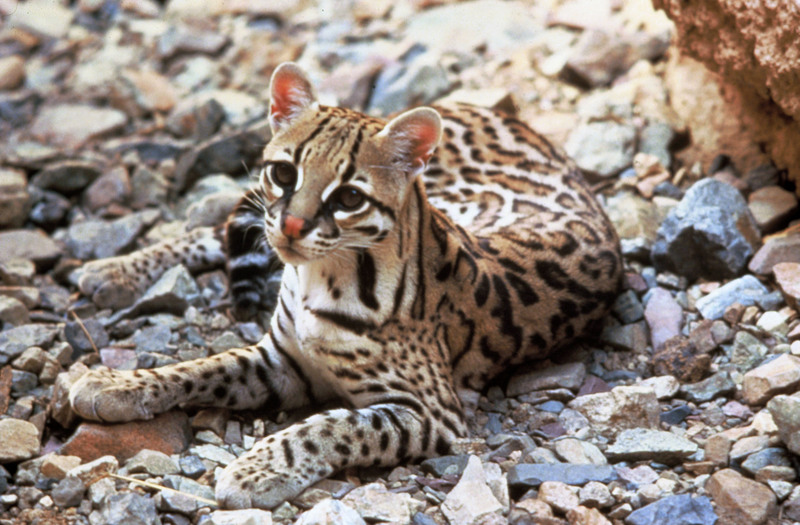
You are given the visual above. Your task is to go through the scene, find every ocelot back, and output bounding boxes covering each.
[70,62,622,509]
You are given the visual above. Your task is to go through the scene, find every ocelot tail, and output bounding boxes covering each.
[71,62,622,509]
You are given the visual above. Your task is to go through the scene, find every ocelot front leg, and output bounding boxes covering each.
[69,332,323,422]
[78,225,227,310]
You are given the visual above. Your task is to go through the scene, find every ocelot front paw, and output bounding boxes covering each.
[78,258,142,310]
[215,445,323,510]
[69,367,161,422]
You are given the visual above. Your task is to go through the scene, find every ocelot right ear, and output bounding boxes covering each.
[378,107,443,177]
[268,63,318,132]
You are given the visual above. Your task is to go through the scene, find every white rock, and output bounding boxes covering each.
[295,499,364,525]
[442,455,504,525]
[639,375,680,399]
[208,509,273,525]
[341,482,424,523]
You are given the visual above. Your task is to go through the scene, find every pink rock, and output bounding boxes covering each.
[60,411,191,463]
[644,287,683,350]
[774,262,800,310]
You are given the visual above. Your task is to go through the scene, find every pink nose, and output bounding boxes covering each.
[282,215,308,239]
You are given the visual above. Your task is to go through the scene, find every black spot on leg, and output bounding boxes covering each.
[282,439,295,468]
[183,380,194,394]
[379,432,389,451]
[334,443,351,456]
[303,441,319,454]
[213,386,228,399]
[436,436,450,455]
[361,443,370,456]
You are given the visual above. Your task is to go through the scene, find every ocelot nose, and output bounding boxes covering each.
[281,213,311,239]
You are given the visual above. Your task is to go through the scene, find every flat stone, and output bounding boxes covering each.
[40,454,82,480]
[639,375,680,400]
[343,482,425,524]
[741,448,792,476]
[30,104,128,149]
[60,411,191,463]
[0,56,25,90]
[652,179,760,281]
[113,264,202,320]
[606,428,698,464]
[748,186,798,233]
[32,160,102,195]
[6,0,74,38]
[0,230,63,268]
[625,494,717,525]
[295,500,359,525]
[0,418,40,463]
[706,469,776,525]
[420,455,470,477]
[767,394,800,456]
[506,362,586,397]
[773,262,800,310]
[644,287,683,350]
[695,275,771,320]
[0,324,60,363]
[124,449,180,476]
[0,168,30,228]
[748,234,800,274]
[101,492,159,525]
[507,463,618,488]
[0,295,29,325]
[564,121,637,178]
[568,385,659,438]
[600,321,649,351]
[680,371,736,403]
[51,476,85,508]
[553,438,607,465]
[538,481,578,514]
[84,167,131,211]
[743,354,800,405]
[65,209,160,260]
[728,435,769,462]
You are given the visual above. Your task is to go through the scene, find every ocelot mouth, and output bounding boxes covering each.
[272,243,309,265]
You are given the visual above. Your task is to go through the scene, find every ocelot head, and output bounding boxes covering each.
[258,63,442,266]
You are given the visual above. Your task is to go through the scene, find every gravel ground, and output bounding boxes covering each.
[1,1,799,524]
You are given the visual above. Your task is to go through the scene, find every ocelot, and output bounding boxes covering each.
[70,62,622,509]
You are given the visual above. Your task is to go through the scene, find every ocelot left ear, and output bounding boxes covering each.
[378,107,443,176]
[269,62,318,132]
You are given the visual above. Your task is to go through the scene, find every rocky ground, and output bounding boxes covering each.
[1,0,800,524]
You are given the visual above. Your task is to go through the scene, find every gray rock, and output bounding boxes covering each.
[174,121,271,192]
[32,160,102,195]
[64,317,109,356]
[166,98,225,141]
[506,362,586,397]
[64,209,160,260]
[51,476,85,508]
[613,290,645,324]
[11,369,37,395]
[178,455,206,480]
[421,455,470,477]
[568,385,659,438]
[600,321,648,351]
[606,428,698,464]
[695,275,770,320]
[130,166,170,209]
[740,448,792,476]
[680,371,736,403]
[101,493,159,525]
[84,166,132,211]
[162,474,215,502]
[564,121,637,178]
[0,295,29,326]
[28,187,71,229]
[191,444,236,466]
[113,264,201,321]
[124,449,180,476]
[639,121,674,169]
[156,490,197,515]
[579,481,615,508]
[157,25,230,59]
[0,324,60,363]
[0,230,63,267]
[133,325,174,354]
[652,178,760,281]
[624,494,717,525]
[369,52,453,115]
[728,331,768,373]
[507,464,618,488]
[767,394,800,456]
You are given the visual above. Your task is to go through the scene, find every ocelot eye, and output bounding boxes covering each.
[270,162,297,189]
[334,187,365,211]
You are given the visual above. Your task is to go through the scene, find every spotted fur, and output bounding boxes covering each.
[71,63,622,509]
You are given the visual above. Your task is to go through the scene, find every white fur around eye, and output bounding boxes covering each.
[265,165,284,198]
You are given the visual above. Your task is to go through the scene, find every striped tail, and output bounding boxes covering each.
[226,189,284,320]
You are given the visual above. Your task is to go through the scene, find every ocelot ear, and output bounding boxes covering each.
[378,107,442,176]
[268,63,317,132]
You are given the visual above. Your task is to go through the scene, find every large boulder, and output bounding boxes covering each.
[652,0,800,191]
